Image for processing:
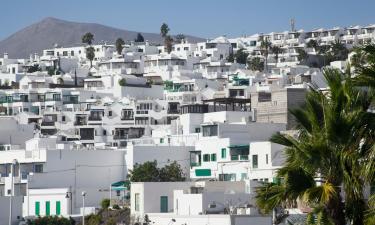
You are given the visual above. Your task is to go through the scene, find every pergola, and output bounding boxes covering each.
[202,97,251,111]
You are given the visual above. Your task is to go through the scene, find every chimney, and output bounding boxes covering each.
[4,53,8,59]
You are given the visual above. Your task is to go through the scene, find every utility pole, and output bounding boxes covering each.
[82,191,86,225]
[9,159,17,225]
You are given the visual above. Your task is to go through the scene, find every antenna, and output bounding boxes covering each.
[290,18,296,32]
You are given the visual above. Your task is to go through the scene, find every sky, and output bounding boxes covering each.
[0,0,374,40]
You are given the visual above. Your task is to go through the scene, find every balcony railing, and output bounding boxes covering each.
[88,116,102,121]
[121,117,134,121]
[190,162,201,167]
[41,121,55,126]
[231,155,249,161]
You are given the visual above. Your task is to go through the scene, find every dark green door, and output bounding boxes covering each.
[160,196,168,213]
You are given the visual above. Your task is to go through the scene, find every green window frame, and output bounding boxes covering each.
[35,202,40,216]
[56,201,61,215]
[221,148,226,159]
[45,201,50,216]
[252,154,258,169]
[211,153,217,162]
[203,154,210,162]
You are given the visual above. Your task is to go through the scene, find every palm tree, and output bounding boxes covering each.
[82,32,94,46]
[306,39,319,53]
[160,23,170,38]
[260,38,272,72]
[256,68,375,225]
[270,46,283,67]
[86,46,95,68]
[352,44,375,88]
[330,39,349,61]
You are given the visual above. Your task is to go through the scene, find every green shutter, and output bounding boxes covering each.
[35,202,40,216]
[203,154,210,162]
[221,148,226,159]
[211,153,216,161]
[46,201,50,216]
[195,169,211,176]
[160,196,168,213]
[56,201,61,215]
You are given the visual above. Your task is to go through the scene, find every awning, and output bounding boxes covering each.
[228,144,249,149]
[111,181,129,191]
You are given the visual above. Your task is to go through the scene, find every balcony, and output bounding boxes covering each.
[121,116,134,121]
[230,155,249,161]
[190,162,201,167]
[41,121,55,126]
[88,116,102,121]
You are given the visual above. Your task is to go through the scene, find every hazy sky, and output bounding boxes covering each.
[1,0,374,40]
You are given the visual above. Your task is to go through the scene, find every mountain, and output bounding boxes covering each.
[0,17,204,58]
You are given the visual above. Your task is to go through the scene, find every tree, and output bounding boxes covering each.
[115,38,125,55]
[296,48,308,64]
[27,216,75,225]
[234,48,249,64]
[227,53,235,63]
[101,198,110,209]
[255,68,375,225]
[164,35,174,54]
[352,44,375,88]
[175,34,185,43]
[27,64,41,73]
[330,39,349,61]
[128,161,186,182]
[135,33,144,42]
[260,38,272,72]
[306,39,319,52]
[248,57,264,72]
[86,47,95,68]
[129,161,160,182]
[82,32,94,46]
[159,161,186,182]
[160,23,170,38]
[118,78,126,86]
[270,46,283,67]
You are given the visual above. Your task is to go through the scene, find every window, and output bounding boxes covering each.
[202,125,218,137]
[34,164,43,173]
[45,201,50,216]
[56,201,61,215]
[160,196,168,213]
[211,153,217,162]
[266,154,269,164]
[160,138,164,144]
[103,130,107,136]
[241,173,248,181]
[134,193,140,211]
[252,155,258,169]
[71,51,74,56]
[35,202,40,216]
[221,148,226,159]
[61,116,65,122]
[108,111,112,117]
[203,154,210,162]
[195,127,201,133]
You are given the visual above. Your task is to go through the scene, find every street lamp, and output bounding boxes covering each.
[82,191,87,225]
[9,159,18,225]
[65,191,73,215]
